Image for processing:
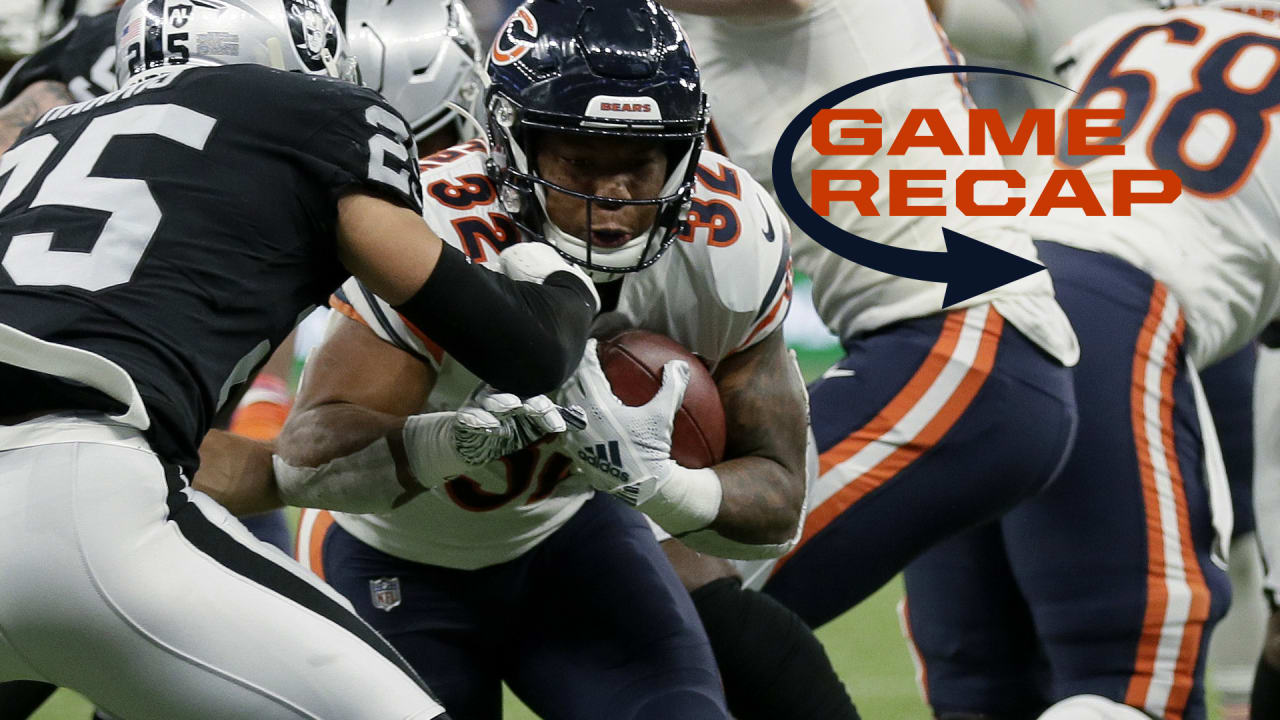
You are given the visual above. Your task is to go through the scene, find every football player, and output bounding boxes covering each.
[287,2,860,718]
[277,1,858,718]
[0,0,601,718]
[938,2,1269,712]
[902,2,1280,718]
[670,0,1079,623]
[0,3,292,554]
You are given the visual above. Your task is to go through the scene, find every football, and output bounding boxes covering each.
[595,329,727,469]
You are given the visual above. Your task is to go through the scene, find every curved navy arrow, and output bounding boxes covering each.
[771,64,1072,307]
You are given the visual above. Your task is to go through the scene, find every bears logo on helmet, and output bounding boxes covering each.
[491,7,537,67]
[483,0,708,280]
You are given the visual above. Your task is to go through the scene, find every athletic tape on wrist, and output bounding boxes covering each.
[639,465,721,536]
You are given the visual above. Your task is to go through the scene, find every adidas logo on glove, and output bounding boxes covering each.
[579,441,629,483]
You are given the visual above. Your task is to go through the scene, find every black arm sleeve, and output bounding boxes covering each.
[393,244,596,397]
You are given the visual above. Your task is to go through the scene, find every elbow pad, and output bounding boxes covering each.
[393,244,597,397]
[678,520,802,561]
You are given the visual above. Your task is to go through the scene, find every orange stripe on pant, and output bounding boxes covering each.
[1127,287,1171,712]
[1123,285,1211,719]
[773,307,1003,575]
[297,509,336,582]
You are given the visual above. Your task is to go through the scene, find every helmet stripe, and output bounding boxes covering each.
[143,0,167,72]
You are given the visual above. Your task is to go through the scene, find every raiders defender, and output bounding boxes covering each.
[277,1,854,717]
[0,0,600,717]
[0,0,302,558]
[902,2,1280,718]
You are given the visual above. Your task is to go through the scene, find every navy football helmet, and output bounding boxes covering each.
[484,0,708,279]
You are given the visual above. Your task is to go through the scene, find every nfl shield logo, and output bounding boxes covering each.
[369,577,402,612]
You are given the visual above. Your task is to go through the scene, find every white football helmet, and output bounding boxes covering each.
[339,0,484,147]
[115,0,358,88]
[1156,0,1280,16]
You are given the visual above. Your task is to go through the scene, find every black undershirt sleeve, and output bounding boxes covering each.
[393,244,596,397]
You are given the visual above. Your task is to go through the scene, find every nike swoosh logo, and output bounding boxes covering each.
[759,197,776,243]
[820,367,856,380]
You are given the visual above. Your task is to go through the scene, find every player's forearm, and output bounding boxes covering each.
[192,429,283,516]
[708,331,808,545]
[276,402,404,469]
[340,197,597,398]
[273,401,436,513]
[708,456,804,544]
[0,80,73,155]
[662,0,808,18]
[390,244,597,398]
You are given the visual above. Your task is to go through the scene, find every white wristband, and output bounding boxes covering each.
[637,465,722,536]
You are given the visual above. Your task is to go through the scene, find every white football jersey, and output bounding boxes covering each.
[1027,7,1280,367]
[676,0,1079,367]
[325,142,794,570]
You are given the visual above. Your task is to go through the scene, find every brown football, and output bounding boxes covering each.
[595,329,726,469]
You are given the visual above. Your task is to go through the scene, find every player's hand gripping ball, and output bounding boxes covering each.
[558,331,726,504]
[594,329,725,469]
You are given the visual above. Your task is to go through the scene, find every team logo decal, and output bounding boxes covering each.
[491,7,538,66]
[370,577,402,611]
[586,95,662,122]
[284,0,338,73]
[168,4,192,27]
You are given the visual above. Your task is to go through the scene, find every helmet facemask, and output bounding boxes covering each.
[487,92,705,282]
[482,0,708,282]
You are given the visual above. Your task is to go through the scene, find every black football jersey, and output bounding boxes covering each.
[0,9,117,104]
[0,64,423,471]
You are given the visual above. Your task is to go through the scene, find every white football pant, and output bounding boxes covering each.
[0,414,444,719]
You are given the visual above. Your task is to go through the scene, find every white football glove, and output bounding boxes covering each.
[499,242,600,310]
[556,338,690,505]
[274,389,571,514]
[450,387,568,465]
